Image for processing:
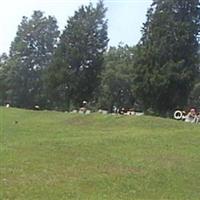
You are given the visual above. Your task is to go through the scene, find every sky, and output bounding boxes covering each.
[0,0,152,55]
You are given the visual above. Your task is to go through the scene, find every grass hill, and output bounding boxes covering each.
[0,107,200,200]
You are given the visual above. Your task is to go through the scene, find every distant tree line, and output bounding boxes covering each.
[0,0,199,116]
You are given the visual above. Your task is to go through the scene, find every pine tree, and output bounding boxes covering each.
[48,1,108,109]
[7,11,59,108]
[133,0,200,114]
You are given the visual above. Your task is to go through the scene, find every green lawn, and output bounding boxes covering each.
[0,107,200,200]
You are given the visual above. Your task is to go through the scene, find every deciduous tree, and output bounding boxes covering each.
[99,45,135,111]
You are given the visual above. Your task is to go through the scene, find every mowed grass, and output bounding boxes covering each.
[0,107,200,200]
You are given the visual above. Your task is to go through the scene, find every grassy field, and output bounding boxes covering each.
[0,107,200,200]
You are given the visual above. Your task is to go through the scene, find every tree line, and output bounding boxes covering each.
[0,0,199,116]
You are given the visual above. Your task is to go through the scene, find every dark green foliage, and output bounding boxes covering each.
[188,82,200,109]
[99,45,135,111]
[133,0,200,114]
[1,0,199,115]
[47,1,108,110]
[46,46,73,110]
[0,53,8,105]
[6,11,59,108]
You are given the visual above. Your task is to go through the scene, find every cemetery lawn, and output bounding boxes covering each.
[0,107,200,200]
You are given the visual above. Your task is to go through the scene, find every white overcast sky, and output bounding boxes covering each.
[0,0,152,54]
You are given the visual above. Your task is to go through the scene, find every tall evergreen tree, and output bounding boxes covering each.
[48,0,108,109]
[133,0,200,114]
[7,11,59,108]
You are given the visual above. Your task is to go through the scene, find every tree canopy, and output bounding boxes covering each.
[132,0,200,114]
[6,11,59,108]
[0,0,199,116]
[47,0,108,110]
[99,45,135,111]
